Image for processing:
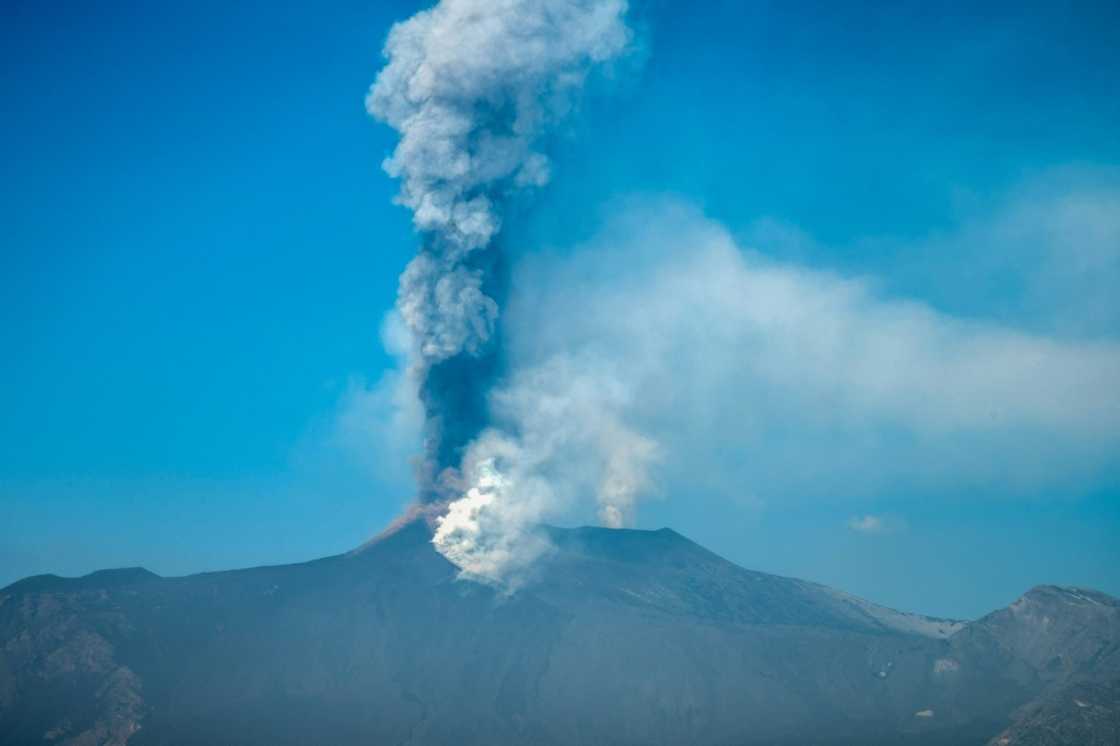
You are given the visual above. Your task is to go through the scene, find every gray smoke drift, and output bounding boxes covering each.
[368,0,635,574]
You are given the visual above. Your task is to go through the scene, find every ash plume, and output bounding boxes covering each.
[367,0,635,552]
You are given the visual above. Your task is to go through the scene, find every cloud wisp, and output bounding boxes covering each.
[744,168,1120,339]
[847,515,907,536]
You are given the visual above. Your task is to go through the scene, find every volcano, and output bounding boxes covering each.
[1,521,1117,745]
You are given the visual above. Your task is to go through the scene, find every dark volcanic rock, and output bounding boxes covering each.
[0,522,1116,745]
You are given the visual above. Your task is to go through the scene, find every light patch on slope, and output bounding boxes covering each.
[825,588,965,639]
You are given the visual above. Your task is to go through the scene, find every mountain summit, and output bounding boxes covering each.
[1,522,1116,745]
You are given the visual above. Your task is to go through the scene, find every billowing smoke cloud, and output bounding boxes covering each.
[367,0,634,579]
[367,0,631,501]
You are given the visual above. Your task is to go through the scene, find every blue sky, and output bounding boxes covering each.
[2,0,1118,619]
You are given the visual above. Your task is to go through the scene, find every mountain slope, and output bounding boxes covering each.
[1,522,1116,745]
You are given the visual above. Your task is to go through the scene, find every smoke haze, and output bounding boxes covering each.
[503,199,1120,507]
[367,4,1120,588]
[349,190,1119,584]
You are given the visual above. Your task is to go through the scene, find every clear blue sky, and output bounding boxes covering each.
[3,0,1118,619]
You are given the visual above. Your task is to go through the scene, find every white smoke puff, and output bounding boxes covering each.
[369,0,632,366]
[597,422,658,528]
[432,430,556,588]
[433,356,659,585]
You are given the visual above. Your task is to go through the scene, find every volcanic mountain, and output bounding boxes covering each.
[1,521,1117,745]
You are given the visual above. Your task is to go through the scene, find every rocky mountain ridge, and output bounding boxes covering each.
[1,521,1116,745]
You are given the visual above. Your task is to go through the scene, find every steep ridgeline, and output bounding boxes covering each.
[1,522,1116,745]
